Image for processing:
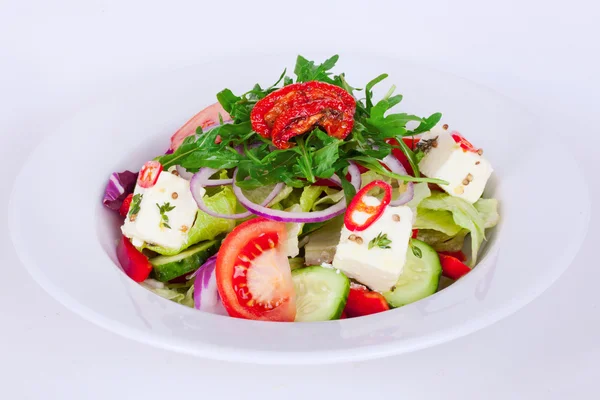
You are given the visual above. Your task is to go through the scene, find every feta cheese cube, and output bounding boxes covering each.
[121,171,199,249]
[332,199,414,292]
[417,127,493,203]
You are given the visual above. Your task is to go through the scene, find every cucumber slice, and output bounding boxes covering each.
[383,239,442,307]
[292,266,349,322]
[149,240,220,282]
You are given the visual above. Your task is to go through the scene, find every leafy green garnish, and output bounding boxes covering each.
[128,193,142,217]
[369,232,392,250]
[157,202,176,229]
[157,54,445,203]
[410,241,423,258]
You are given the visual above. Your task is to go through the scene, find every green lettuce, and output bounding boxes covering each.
[142,280,195,308]
[416,229,469,253]
[143,186,237,256]
[415,192,499,265]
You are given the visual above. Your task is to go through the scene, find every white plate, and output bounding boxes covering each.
[8,53,590,364]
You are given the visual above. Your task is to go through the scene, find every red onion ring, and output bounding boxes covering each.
[175,165,195,180]
[382,154,414,206]
[231,163,361,223]
[191,167,233,187]
[193,255,227,315]
[190,170,284,220]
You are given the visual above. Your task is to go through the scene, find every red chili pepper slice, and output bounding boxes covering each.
[138,161,163,188]
[250,81,356,139]
[451,131,479,153]
[271,98,355,149]
[344,180,392,232]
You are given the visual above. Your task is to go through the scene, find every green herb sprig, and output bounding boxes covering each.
[369,232,392,250]
[157,202,176,229]
[410,240,423,258]
[128,194,143,217]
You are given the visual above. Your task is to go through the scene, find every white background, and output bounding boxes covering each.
[1,0,599,398]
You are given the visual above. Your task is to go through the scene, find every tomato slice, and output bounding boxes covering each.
[344,180,392,232]
[344,286,390,318]
[438,253,471,280]
[271,98,354,149]
[216,217,296,321]
[387,137,420,176]
[451,131,479,153]
[137,161,163,188]
[411,229,419,239]
[250,81,356,140]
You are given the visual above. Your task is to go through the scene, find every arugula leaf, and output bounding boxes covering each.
[216,89,240,114]
[412,112,443,134]
[294,54,339,83]
[365,73,388,112]
[395,136,421,177]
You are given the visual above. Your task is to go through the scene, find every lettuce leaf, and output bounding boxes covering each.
[406,182,432,212]
[417,229,469,253]
[474,198,500,229]
[415,208,464,236]
[143,186,237,256]
[142,280,195,308]
[418,192,485,265]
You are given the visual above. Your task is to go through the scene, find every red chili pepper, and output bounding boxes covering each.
[250,81,356,139]
[119,193,134,217]
[438,253,471,280]
[344,286,390,318]
[271,98,354,149]
[451,131,479,153]
[138,161,163,188]
[344,180,392,232]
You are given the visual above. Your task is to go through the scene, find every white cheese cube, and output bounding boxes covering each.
[417,127,493,203]
[121,171,199,249]
[332,199,414,292]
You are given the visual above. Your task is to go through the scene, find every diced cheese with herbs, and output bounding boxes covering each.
[121,171,199,249]
[418,127,493,203]
[332,199,414,292]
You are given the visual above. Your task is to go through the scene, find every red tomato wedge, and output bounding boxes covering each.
[169,102,231,151]
[216,218,296,321]
[137,161,163,189]
[387,137,420,176]
[344,180,392,232]
[116,236,153,282]
[451,131,479,153]
[438,253,471,280]
[344,286,390,318]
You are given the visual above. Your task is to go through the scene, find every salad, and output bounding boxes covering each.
[103,55,499,322]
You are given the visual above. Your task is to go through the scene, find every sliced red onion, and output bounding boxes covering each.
[175,165,195,180]
[191,167,233,187]
[193,256,227,315]
[190,171,284,220]
[232,164,361,223]
[382,154,414,206]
